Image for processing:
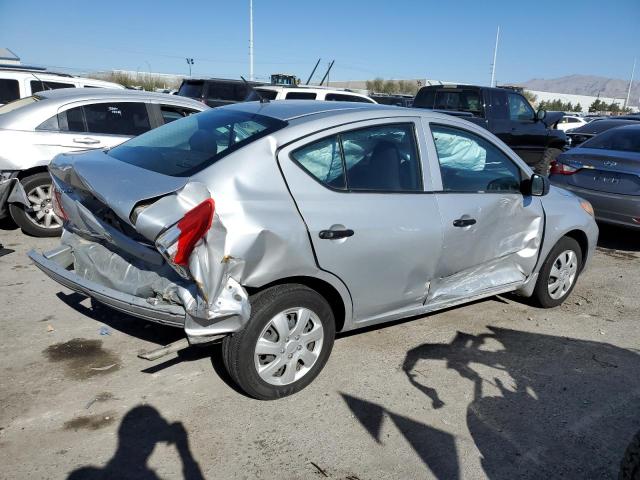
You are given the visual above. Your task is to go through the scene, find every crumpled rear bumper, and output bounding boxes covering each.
[28,245,187,327]
[28,230,252,344]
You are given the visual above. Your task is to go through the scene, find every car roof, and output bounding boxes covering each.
[223,100,401,121]
[34,87,188,102]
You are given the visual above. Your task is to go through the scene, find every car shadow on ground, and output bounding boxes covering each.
[343,327,640,479]
[66,404,204,480]
[597,224,640,252]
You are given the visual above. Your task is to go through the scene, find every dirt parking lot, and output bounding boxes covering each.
[0,222,638,479]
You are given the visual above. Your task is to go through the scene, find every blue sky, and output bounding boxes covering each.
[1,0,639,84]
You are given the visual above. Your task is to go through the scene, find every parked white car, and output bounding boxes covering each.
[556,115,587,132]
[246,85,376,103]
[0,68,124,106]
[0,88,208,236]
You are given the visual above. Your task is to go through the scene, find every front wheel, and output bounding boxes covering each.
[531,236,582,308]
[222,284,336,400]
[9,172,62,237]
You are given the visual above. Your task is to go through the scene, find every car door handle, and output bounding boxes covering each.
[73,137,100,145]
[319,229,354,240]
[453,218,476,227]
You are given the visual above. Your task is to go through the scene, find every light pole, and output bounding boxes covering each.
[186,58,194,77]
[249,0,254,81]
[624,58,636,110]
[490,26,500,88]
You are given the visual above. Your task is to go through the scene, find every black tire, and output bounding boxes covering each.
[222,284,336,400]
[531,236,582,308]
[619,430,640,480]
[533,147,561,176]
[9,172,62,237]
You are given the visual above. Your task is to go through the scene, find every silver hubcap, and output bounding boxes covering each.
[26,183,62,229]
[254,307,324,386]
[548,250,578,300]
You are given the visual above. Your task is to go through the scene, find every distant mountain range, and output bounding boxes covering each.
[519,75,639,105]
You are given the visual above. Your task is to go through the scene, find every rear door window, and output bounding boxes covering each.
[207,82,235,101]
[415,88,483,115]
[30,80,75,93]
[0,79,20,104]
[83,102,151,136]
[285,91,317,100]
[291,123,423,192]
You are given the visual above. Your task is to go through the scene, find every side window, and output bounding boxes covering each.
[325,93,372,103]
[291,136,345,189]
[0,79,20,104]
[285,91,316,100]
[431,125,521,193]
[490,90,509,120]
[30,80,74,94]
[83,102,151,135]
[36,114,60,131]
[160,105,198,124]
[291,123,422,193]
[61,106,86,132]
[507,93,535,122]
[207,83,234,101]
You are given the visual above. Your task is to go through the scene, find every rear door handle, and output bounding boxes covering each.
[319,229,354,240]
[73,137,100,145]
[453,218,476,227]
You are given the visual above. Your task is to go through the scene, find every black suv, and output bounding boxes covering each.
[177,78,263,108]
[413,85,566,173]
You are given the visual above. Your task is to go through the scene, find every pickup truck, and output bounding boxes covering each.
[413,85,566,174]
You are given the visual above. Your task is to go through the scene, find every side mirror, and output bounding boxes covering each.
[528,173,550,196]
[536,109,547,121]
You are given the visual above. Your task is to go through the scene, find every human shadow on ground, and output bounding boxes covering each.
[384,327,640,479]
[67,405,204,480]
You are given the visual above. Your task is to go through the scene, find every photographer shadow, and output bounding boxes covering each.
[67,405,204,480]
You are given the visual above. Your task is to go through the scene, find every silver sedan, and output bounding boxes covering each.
[29,101,598,399]
[0,88,207,237]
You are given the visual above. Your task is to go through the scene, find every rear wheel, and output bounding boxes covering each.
[222,284,335,400]
[9,172,62,237]
[531,236,582,308]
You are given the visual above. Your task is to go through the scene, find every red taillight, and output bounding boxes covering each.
[550,161,579,175]
[51,187,68,221]
[173,198,215,266]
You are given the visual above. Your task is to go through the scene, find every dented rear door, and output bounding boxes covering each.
[425,122,544,305]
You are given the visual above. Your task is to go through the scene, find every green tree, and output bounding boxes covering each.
[522,90,537,106]
[566,102,574,112]
[382,80,397,94]
[609,102,620,113]
[574,103,582,112]
[589,99,603,113]
[366,77,385,93]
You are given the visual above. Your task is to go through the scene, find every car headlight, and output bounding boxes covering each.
[580,199,594,217]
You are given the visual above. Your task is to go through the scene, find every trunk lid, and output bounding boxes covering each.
[558,149,640,195]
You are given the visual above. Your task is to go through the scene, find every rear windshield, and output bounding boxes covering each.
[246,89,278,101]
[178,81,204,98]
[108,109,287,177]
[414,88,483,115]
[581,127,640,153]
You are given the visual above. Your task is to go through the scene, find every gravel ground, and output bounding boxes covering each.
[0,222,638,480]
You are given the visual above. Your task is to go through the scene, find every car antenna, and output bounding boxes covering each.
[241,76,269,103]
[29,71,51,92]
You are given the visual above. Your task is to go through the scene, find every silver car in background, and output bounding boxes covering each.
[0,88,208,237]
[29,101,598,399]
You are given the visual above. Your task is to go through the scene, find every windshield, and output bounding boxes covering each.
[108,109,287,177]
[581,127,640,153]
[0,95,41,115]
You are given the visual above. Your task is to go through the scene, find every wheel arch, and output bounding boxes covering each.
[246,275,350,333]
[16,166,49,180]
[564,228,589,272]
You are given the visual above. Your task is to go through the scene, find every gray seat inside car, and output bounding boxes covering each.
[350,140,402,190]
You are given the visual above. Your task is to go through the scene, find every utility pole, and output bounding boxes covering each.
[624,57,636,110]
[249,0,254,81]
[490,26,500,88]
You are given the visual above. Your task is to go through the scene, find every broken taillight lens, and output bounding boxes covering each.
[51,186,68,221]
[550,161,579,175]
[156,198,215,278]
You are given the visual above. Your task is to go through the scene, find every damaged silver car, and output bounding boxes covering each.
[29,101,598,399]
